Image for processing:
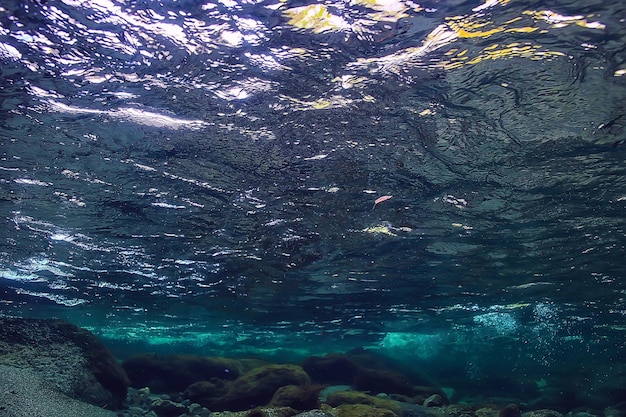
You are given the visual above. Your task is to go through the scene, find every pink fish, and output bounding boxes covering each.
[372,195,392,209]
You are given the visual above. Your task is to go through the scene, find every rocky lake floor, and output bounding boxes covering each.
[1,317,624,417]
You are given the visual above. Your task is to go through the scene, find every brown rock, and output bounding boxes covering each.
[325,390,402,416]
[333,403,398,417]
[122,353,252,392]
[188,364,311,411]
[499,404,521,417]
[270,384,325,409]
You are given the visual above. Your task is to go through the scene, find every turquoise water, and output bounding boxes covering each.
[1,0,625,409]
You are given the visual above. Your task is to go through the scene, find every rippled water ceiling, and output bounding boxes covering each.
[0,0,625,373]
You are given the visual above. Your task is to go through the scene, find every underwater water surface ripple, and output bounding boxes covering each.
[1,0,625,401]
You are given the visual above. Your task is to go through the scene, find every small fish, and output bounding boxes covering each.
[372,195,392,209]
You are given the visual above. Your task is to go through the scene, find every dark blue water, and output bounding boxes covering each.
[1,0,625,409]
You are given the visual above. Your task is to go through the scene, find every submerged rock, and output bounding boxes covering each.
[122,353,259,393]
[149,398,189,417]
[423,394,444,407]
[0,317,129,409]
[325,390,402,416]
[332,403,397,417]
[499,404,521,417]
[185,364,311,411]
[270,384,325,409]
[352,367,417,397]
[302,349,444,402]
[302,353,359,385]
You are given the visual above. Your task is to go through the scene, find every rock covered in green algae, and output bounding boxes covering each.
[122,353,265,393]
[270,384,325,409]
[184,364,311,411]
[118,348,604,417]
[332,403,397,417]
[325,390,403,416]
[302,349,445,403]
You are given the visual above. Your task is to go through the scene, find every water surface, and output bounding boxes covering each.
[1,0,625,406]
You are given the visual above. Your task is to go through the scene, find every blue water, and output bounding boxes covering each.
[1,0,625,409]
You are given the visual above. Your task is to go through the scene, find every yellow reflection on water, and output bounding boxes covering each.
[283,4,349,33]
[279,1,608,114]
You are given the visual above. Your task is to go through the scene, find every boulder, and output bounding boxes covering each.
[325,390,403,416]
[353,367,417,396]
[186,364,311,411]
[122,353,262,393]
[303,349,443,400]
[423,394,444,407]
[500,404,521,417]
[0,317,129,409]
[270,384,325,409]
[302,353,359,385]
[149,398,188,417]
[183,378,229,404]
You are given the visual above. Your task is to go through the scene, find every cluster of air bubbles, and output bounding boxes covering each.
[529,302,561,367]
[473,312,519,336]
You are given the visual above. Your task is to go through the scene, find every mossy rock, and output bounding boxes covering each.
[326,391,402,416]
[183,379,228,401]
[48,320,131,407]
[334,403,398,417]
[195,364,311,411]
[303,349,441,399]
[122,354,249,392]
[270,384,324,409]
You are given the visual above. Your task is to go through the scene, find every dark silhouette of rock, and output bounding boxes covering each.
[302,353,359,385]
[122,353,263,393]
[499,403,521,417]
[0,317,129,409]
[303,349,445,402]
[353,367,416,396]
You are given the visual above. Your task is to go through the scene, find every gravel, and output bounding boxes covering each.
[0,364,117,417]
